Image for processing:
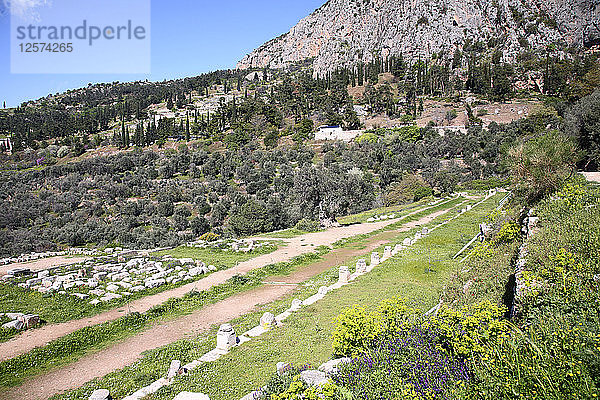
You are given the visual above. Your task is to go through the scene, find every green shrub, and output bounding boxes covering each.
[430,301,509,358]
[332,305,380,357]
[332,297,419,357]
[493,222,520,244]
[199,232,220,242]
[268,375,344,400]
[384,175,432,206]
[294,219,322,232]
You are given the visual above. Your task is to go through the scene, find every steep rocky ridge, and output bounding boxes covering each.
[238,0,600,73]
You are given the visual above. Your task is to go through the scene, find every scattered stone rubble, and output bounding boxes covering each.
[366,213,396,223]
[0,312,40,330]
[2,256,221,306]
[185,239,272,253]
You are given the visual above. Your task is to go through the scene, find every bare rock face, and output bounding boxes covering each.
[238,0,600,74]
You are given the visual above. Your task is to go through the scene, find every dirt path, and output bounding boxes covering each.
[0,202,465,400]
[1,200,458,362]
[582,172,600,183]
[0,256,90,275]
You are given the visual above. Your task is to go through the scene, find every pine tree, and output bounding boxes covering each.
[167,95,174,110]
[2,101,5,109]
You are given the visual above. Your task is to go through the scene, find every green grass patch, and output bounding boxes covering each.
[332,196,468,249]
[337,199,431,225]
[151,242,282,262]
[253,229,316,239]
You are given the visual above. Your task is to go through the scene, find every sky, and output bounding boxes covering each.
[0,0,325,107]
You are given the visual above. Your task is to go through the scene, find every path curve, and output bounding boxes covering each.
[0,201,465,400]
[0,199,458,361]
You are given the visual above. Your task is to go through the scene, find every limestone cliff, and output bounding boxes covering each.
[238,0,600,73]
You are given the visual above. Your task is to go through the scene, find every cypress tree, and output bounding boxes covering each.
[186,114,190,141]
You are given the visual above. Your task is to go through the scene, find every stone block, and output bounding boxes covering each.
[277,361,291,375]
[216,323,237,351]
[172,392,210,400]
[355,259,367,274]
[290,299,303,311]
[370,252,380,267]
[338,266,350,284]
[318,357,352,375]
[260,312,277,330]
[2,319,24,330]
[89,389,111,400]
[167,360,184,379]
[300,370,329,386]
[106,284,119,292]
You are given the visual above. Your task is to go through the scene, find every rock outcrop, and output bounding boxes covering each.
[238,0,600,74]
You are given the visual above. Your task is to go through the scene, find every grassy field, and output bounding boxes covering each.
[250,228,316,239]
[336,199,432,225]
[51,194,502,400]
[151,242,282,262]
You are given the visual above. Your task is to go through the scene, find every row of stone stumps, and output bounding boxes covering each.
[91,191,499,400]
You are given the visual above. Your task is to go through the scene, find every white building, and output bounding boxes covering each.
[315,125,363,142]
[0,137,12,152]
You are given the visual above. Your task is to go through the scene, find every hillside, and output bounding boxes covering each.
[238,0,600,73]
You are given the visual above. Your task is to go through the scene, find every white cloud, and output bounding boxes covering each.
[3,0,51,21]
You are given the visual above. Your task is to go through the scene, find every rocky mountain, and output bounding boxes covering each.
[238,0,600,74]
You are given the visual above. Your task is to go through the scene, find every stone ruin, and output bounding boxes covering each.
[355,259,367,274]
[216,323,238,351]
[370,252,380,268]
[382,246,392,259]
[1,312,40,331]
[338,266,350,284]
[2,255,223,307]
[366,213,396,223]
[259,312,277,330]
[89,389,111,400]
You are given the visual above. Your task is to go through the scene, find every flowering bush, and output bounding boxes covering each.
[332,298,419,357]
[492,222,520,244]
[198,232,220,242]
[334,325,470,400]
[431,301,509,358]
[268,376,344,400]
